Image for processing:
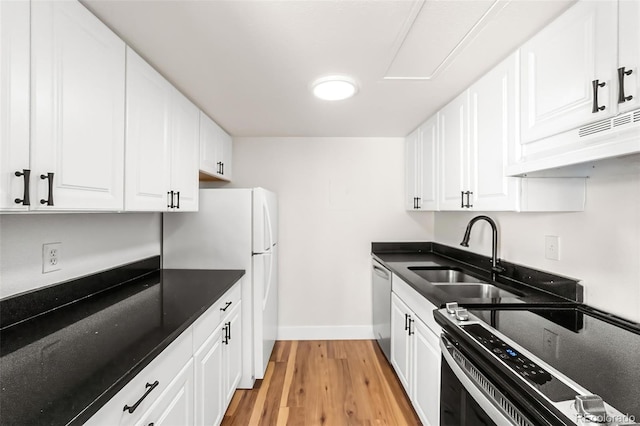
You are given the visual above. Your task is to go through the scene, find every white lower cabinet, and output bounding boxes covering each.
[194,323,225,426]
[87,282,242,426]
[390,275,441,426]
[136,360,195,426]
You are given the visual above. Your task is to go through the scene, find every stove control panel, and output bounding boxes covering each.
[462,323,552,386]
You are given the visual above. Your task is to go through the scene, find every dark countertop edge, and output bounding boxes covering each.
[69,268,245,425]
[371,242,583,308]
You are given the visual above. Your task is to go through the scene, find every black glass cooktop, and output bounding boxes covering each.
[467,306,640,420]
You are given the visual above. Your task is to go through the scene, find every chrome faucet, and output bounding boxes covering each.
[460,215,505,279]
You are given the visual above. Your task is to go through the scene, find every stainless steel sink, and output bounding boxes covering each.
[432,283,518,298]
[408,267,486,283]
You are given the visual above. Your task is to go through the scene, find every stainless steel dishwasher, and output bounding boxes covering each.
[372,259,392,361]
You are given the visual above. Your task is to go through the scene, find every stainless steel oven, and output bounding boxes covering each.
[435,305,640,426]
[372,259,392,361]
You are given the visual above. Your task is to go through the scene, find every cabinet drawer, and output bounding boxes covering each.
[85,329,192,426]
[392,274,441,336]
[192,282,241,351]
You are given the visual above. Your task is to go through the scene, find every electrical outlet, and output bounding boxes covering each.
[543,328,559,358]
[545,235,560,260]
[43,242,62,273]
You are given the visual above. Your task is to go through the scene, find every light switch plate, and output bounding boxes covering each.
[545,235,559,261]
[43,242,62,273]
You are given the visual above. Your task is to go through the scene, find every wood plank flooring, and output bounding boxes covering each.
[221,340,421,426]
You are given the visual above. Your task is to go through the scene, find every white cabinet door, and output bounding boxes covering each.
[220,131,233,181]
[412,318,441,426]
[0,0,30,211]
[199,112,232,181]
[438,91,469,210]
[169,88,199,212]
[469,52,519,211]
[618,0,640,114]
[194,323,224,426]
[406,117,439,211]
[136,360,194,426]
[418,116,438,211]
[31,0,125,211]
[390,293,411,393]
[404,128,420,210]
[222,300,242,406]
[125,47,171,211]
[520,0,618,143]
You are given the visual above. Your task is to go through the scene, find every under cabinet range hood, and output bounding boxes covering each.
[507,106,640,177]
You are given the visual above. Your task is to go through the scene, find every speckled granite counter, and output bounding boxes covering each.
[0,256,244,425]
[372,242,582,308]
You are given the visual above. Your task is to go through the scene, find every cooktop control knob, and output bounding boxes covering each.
[575,395,608,424]
[446,302,459,314]
[454,308,469,321]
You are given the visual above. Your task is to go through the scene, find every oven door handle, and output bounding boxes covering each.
[440,335,518,426]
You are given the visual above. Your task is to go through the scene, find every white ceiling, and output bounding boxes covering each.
[82,0,575,137]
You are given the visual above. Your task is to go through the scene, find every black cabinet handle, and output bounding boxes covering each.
[404,313,409,331]
[220,301,232,312]
[39,172,54,206]
[416,197,421,209]
[217,161,222,174]
[461,191,465,208]
[591,79,606,113]
[226,321,231,341]
[167,191,175,209]
[14,169,31,206]
[618,67,634,104]
[466,191,473,208]
[408,318,414,336]
[123,381,159,414]
[222,324,229,345]
[176,191,180,209]
[221,162,224,175]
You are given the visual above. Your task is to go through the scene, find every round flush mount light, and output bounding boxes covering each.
[311,75,358,101]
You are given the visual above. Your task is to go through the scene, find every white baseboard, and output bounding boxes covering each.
[277,325,374,340]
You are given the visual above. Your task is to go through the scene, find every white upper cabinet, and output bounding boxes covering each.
[169,88,200,212]
[125,48,172,212]
[125,49,199,212]
[520,1,618,144]
[438,91,469,211]
[31,0,126,211]
[405,117,438,211]
[0,0,30,211]
[200,112,232,181]
[618,0,640,114]
[469,51,519,211]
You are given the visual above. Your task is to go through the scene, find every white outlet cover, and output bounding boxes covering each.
[43,242,62,273]
[545,235,559,261]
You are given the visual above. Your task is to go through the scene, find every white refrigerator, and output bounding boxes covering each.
[162,188,278,388]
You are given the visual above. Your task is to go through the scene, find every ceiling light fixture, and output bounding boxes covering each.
[311,75,358,101]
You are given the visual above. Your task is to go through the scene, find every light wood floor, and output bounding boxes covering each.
[221,340,421,426]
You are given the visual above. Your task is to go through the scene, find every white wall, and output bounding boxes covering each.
[227,137,435,339]
[0,213,161,298]
[435,156,640,323]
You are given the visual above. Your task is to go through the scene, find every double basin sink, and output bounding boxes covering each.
[408,266,519,299]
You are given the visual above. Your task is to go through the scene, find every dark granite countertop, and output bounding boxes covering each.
[372,242,582,309]
[0,257,244,426]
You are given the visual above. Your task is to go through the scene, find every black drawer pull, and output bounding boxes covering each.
[176,191,180,209]
[40,172,54,206]
[408,318,415,336]
[618,67,634,103]
[220,301,232,312]
[123,381,159,414]
[226,321,231,341]
[404,313,410,331]
[460,191,465,208]
[14,169,31,206]
[591,79,606,113]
